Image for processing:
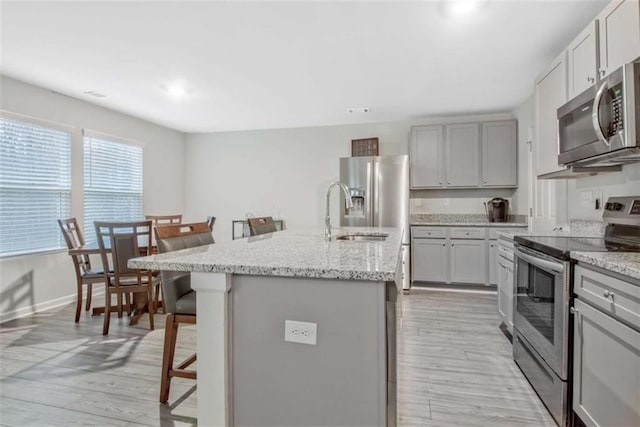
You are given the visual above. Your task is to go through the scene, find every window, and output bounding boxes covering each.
[0,116,72,256]
[83,133,143,244]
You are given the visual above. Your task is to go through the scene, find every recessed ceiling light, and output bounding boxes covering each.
[442,0,484,16]
[166,83,186,99]
[346,107,370,113]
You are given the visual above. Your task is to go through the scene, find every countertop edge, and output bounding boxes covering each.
[571,251,640,281]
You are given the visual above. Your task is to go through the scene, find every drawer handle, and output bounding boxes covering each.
[442,243,445,247]
[570,307,578,315]
[603,290,615,299]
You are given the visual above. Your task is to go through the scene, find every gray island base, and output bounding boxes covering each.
[129,227,402,426]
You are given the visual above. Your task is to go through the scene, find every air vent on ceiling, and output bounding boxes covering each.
[83,90,107,98]
[346,107,370,113]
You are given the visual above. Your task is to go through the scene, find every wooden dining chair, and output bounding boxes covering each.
[145,214,182,313]
[155,222,214,403]
[58,218,106,322]
[206,216,216,232]
[247,216,277,236]
[95,220,158,335]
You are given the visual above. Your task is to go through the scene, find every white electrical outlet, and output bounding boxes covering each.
[443,198,449,206]
[580,191,592,208]
[284,320,317,345]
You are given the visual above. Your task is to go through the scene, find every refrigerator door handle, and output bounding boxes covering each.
[373,158,380,227]
[367,159,375,227]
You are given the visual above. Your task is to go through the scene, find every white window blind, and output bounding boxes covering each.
[0,116,72,256]
[83,134,143,244]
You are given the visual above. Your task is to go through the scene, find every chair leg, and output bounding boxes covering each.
[85,283,92,311]
[147,286,155,331]
[103,290,111,336]
[160,314,178,403]
[117,292,123,318]
[75,280,83,323]
[125,293,132,316]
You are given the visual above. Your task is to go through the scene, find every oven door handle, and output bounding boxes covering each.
[514,247,565,274]
[591,80,610,147]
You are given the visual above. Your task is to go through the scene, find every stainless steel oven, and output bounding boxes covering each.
[557,59,640,167]
[513,244,571,426]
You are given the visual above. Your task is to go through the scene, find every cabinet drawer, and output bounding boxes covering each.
[411,227,447,239]
[489,227,525,239]
[450,227,486,239]
[574,265,640,329]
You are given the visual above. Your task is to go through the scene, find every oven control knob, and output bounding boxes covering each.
[605,202,624,211]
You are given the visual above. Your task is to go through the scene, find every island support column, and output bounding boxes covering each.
[191,272,232,427]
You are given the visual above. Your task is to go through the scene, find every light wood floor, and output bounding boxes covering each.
[0,289,556,426]
[398,288,556,427]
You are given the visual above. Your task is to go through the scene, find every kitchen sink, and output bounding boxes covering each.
[335,233,388,242]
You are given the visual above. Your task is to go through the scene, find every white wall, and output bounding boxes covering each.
[567,163,640,221]
[184,112,519,242]
[0,76,185,322]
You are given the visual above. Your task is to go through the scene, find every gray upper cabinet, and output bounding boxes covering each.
[567,21,599,99]
[446,123,480,187]
[597,0,640,78]
[481,120,517,187]
[535,51,567,176]
[410,125,443,188]
[410,120,517,189]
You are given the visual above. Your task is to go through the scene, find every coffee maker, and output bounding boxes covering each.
[485,197,509,222]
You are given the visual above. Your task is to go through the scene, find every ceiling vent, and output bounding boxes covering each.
[83,90,107,98]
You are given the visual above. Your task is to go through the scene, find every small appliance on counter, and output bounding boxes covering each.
[484,197,509,222]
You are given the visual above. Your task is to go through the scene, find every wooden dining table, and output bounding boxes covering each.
[69,243,158,324]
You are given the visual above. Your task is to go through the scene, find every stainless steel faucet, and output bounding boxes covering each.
[325,181,354,240]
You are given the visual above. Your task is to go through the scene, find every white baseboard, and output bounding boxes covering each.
[0,288,105,324]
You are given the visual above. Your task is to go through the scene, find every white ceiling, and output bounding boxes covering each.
[1,1,607,133]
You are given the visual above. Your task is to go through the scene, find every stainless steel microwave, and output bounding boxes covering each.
[557,59,640,167]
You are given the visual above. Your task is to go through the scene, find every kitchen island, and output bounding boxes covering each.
[129,227,402,427]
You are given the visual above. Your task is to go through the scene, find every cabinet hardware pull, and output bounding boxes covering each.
[442,243,445,247]
[570,307,578,314]
[603,290,614,299]
[599,69,605,77]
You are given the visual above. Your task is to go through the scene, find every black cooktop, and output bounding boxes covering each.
[514,235,640,260]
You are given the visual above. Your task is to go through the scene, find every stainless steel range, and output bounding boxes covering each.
[513,196,640,427]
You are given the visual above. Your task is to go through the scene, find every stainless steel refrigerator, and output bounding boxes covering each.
[339,155,410,291]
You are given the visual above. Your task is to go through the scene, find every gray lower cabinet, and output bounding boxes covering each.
[450,239,486,284]
[411,238,448,283]
[488,240,498,285]
[497,256,514,333]
[572,298,640,427]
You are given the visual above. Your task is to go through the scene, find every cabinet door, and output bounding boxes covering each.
[450,239,486,284]
[505,262,514,333]
[489,240,498,285]
[481,120,517,187]
[598,0,640,78]
[567,21,598,99]
[412,238,448,283]
[535,52,567,176]
[573,299,640,427]
[497,260,508,325]
[445,123,480,187]
[410,126,444,188]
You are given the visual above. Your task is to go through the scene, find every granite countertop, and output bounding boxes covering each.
[128,227,402,282]
[571,252,640,280]
[411,213,528,227]
[496,219,606,241]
